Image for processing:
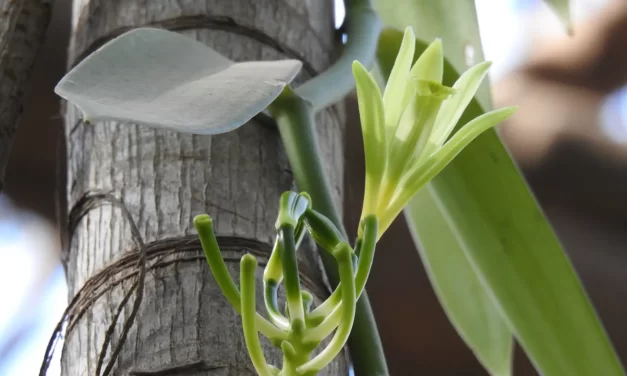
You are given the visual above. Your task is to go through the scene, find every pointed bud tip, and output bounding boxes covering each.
[352,60,366,73]
[464,60,493,77]
[502,105,518,116]
[423,38,443,59]
[472,60,492,69]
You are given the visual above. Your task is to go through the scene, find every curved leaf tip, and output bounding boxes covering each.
[55,27,302,135]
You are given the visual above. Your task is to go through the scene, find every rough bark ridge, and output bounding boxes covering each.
[61,0,347,375]
[0,0,51,192]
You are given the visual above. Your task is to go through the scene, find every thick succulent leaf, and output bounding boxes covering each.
[376,2,625,374]
[55,28,302,135]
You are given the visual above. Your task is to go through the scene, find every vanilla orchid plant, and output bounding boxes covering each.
[193,27,515,375]
[54,22,515,375]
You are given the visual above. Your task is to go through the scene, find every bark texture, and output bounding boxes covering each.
[61,0,347,375]
[0,0,51,191]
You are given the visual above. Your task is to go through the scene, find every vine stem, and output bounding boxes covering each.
[294,1,381,111]
[270,93,388,375]
[269,0,387,374]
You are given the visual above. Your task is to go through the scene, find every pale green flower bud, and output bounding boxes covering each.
[353,27,517,237]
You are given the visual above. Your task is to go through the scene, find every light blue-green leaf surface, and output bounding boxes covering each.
[55,28,301,135]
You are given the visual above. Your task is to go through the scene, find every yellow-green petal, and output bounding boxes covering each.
[380,106,516,234]
[409,38,443,83]
[390,83,448,178]
[399,39,444,119]
[353,61,387,217]
[419,61,491,163]
[382,27,416,136]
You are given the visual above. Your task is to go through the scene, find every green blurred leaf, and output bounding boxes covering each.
[543,0,572,33]
[55,28,302,135]
[375,1,624,375]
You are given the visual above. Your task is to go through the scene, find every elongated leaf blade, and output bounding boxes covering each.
[375,1,624,374]
[55,28,302,135]
[406,185,512,376]
[378,28,513,376]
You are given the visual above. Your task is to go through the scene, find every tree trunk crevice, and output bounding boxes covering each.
[0,0,51,191]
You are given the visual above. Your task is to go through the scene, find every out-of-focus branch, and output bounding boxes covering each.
[495,0,627,166]
[0,0,51,192]
[526,0,627,91]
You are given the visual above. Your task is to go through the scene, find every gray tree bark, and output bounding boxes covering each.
[61,0,348,375]
[0,0,51,192]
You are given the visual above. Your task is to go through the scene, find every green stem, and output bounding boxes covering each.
[194,215,287,341]
[270,92,388,376]
[268,0,388,373]
[279,224,306,328]
[305,215,378,342]
[293,1,380,112]
[264,241,291,330]
[240,254,278,376]
[270,93,343,237]
[297,243,357,374]
[265,279,290,330]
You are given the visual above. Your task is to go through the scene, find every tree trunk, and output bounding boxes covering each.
[0,0,51,192]
[60,0,348,375]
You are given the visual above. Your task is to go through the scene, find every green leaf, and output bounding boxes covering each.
[406,187,512,376]
[543,0,572,33]
[55,28,302,135]
[375,2,624,374]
